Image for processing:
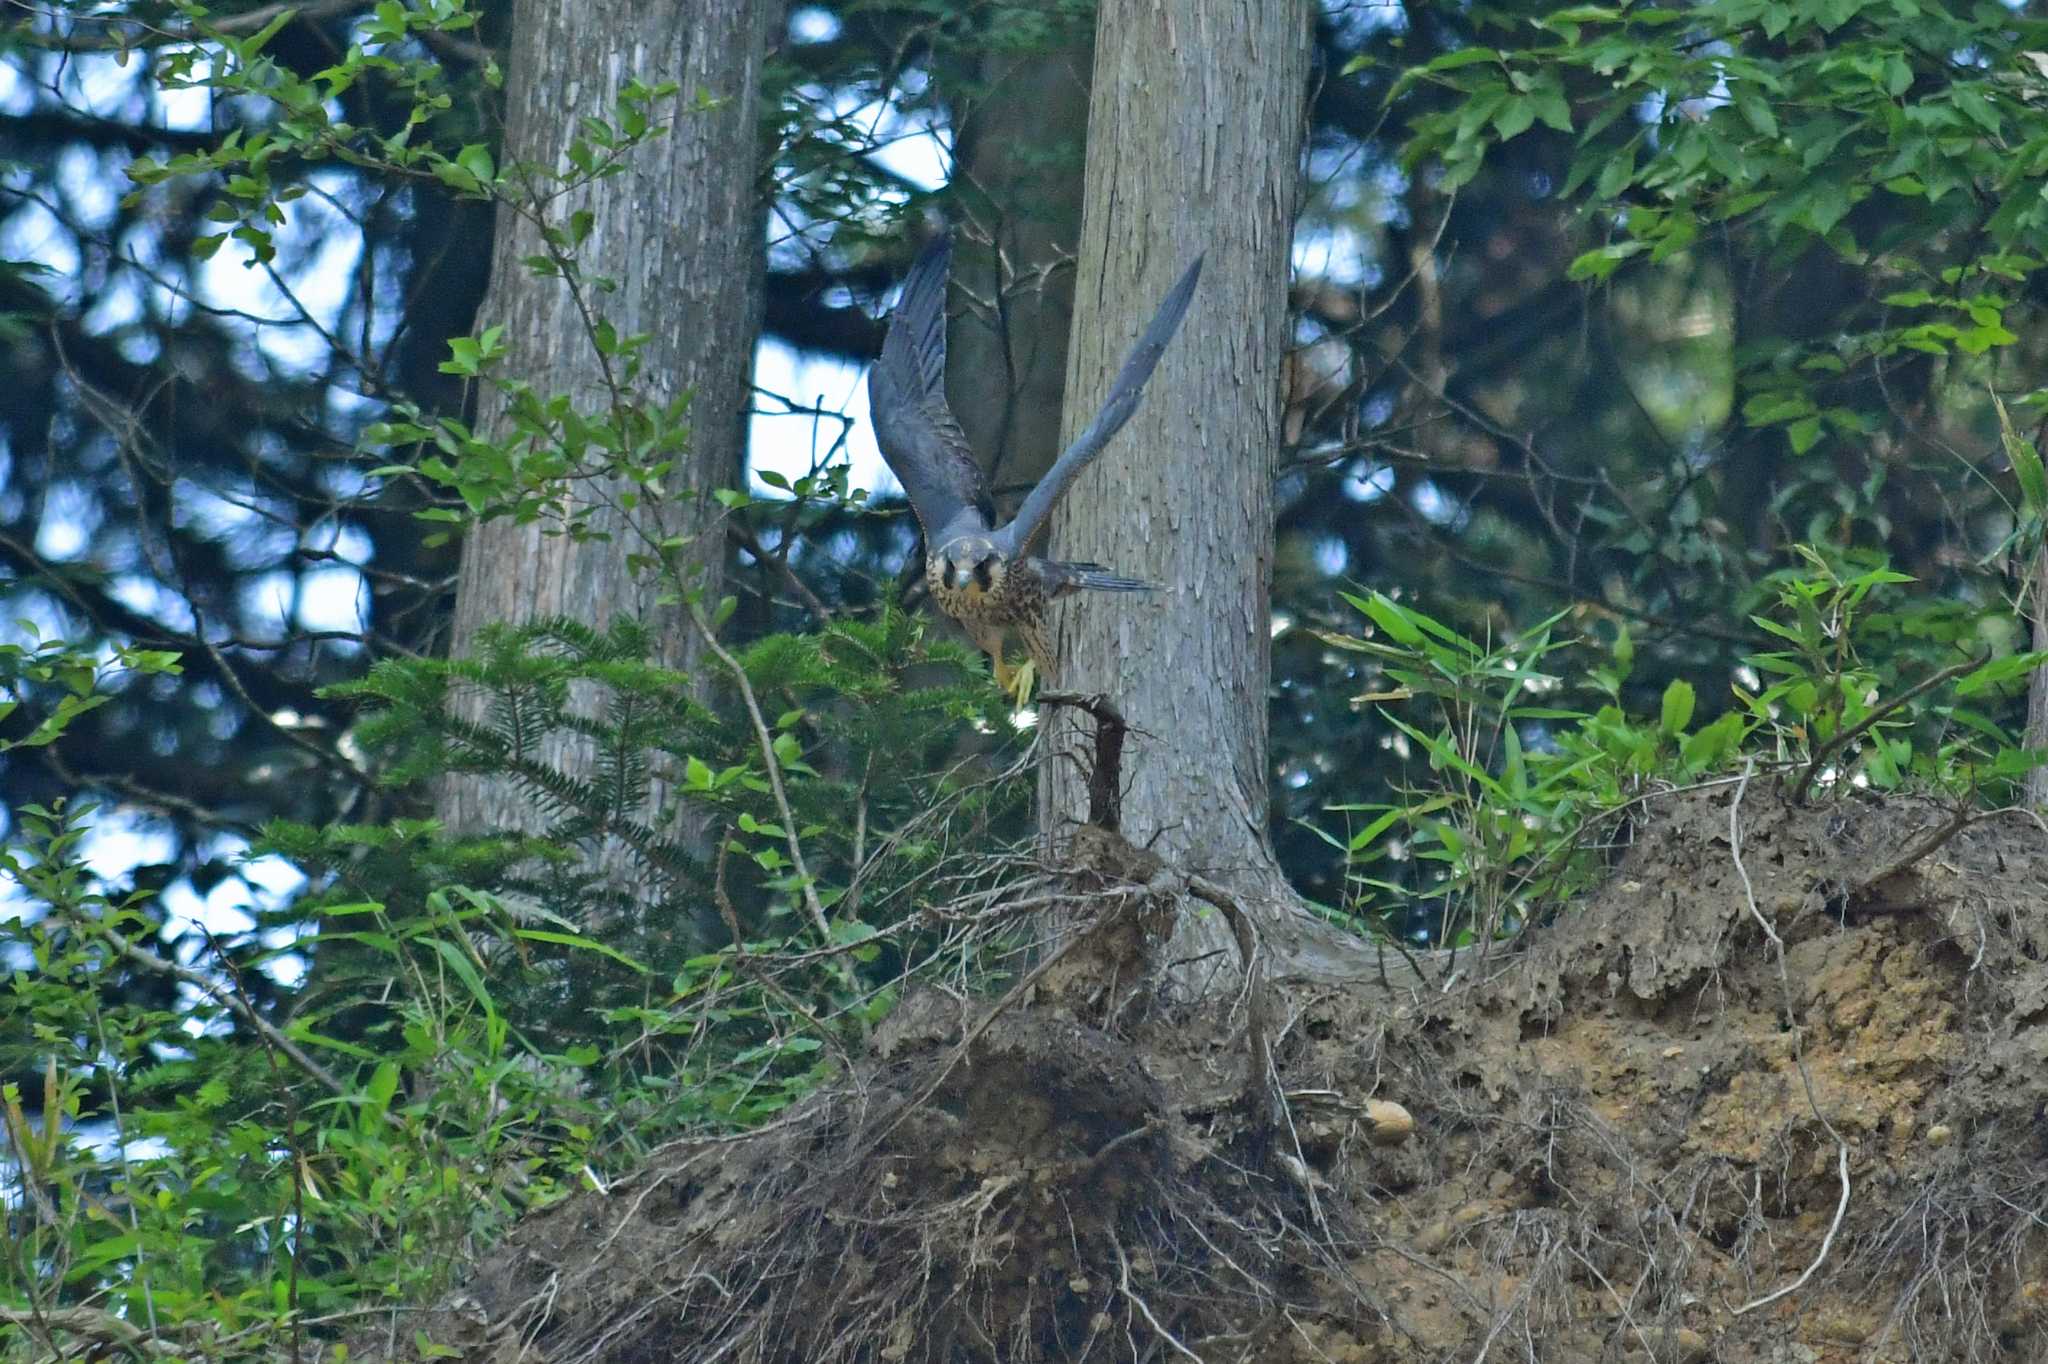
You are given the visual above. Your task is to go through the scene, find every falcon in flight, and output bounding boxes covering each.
[869,234,1203,700]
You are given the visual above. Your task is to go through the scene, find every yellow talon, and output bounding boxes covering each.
[1008,658,1037,704]
[989,651,1036,704]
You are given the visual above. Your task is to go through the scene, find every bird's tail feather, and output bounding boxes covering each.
[1054,560,1153,592]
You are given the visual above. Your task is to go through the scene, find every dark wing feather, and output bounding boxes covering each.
[996,254,1203,555]
[867,233,994,540]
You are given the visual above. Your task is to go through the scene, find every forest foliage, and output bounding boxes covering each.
[7,0,2048,1356]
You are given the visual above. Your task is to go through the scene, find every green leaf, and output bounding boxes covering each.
[514,929,651,971]
[1566,240,1646,281]
[1958,323,2018,354]
[1344,591,1424,646]
[1951,85,2001,137]
[426,938,496,1019]
[1342,804,1409,853]
[1996,394,2048,516]
[1427,46,1502,72]
[1735,91,1778,139]
[1493,98,1537,141]
[1594,144,1636,199]
[1955,650,2048,697]
[441,336,482,376]
[236,8,300,59]
[1659,679,1696,737]
[1681,712,1746,773]
[363,1060,400,1121]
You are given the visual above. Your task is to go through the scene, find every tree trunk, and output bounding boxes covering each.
[943,5,1093,508]
[1043,0,1378,989]
[440,0,769,839]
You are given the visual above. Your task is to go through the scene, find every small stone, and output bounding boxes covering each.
[1671,1326,1710,1363]
[1363,1099,1416,1146]
[1926,1123,1953,1147]
[1815,1314,1870,1344]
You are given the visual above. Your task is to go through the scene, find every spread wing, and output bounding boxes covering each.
[996,254,1203,556]
[867,233,994,541]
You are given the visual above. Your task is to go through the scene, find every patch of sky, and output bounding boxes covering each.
[171,478,298,568]
[152,47,219,132]
[158,833,313,989]
[58,143,124,230]
[0,806,176,929]
[1344,462,1394,502]
[790,6,842,43]
[0,198,82,309]
[1292,227,1378,291]
[1411,478,1469,531]
[81,263,145,339]
[2,592,74,648]
[751,337,889,502]
[0,53,32,115]
[195,170,366,376]
[755,99,949,503]
[109,574,199,634]
[33,482,99,562]
[1,833,316,1039]
[237,563,367,641]
[1321,0,1407,44]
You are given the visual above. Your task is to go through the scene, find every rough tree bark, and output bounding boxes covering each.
[942,3,1093,506]
[1044,0,1386,988]
[440,0,770,838]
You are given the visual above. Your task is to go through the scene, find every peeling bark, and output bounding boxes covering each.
[441,0,770,843]
[1042,0,1383,988]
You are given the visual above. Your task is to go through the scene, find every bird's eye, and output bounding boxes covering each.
[973,559,993,590]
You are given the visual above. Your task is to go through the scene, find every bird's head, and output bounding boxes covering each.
[936,535,1001,594]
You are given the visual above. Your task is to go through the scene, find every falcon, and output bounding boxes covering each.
[868,233,1202,700]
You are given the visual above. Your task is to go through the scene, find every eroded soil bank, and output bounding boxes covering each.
[358,785,2048,1363]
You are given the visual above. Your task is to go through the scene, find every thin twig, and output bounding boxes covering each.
[685,598,832,945]
[726,521,833,622]
[1036,691,1127,830]
[1726,761,1854,1316]
[90,926,347,1098]
[1787,653,1985,804]
[1113,1238,1203,1362]
[1731,1143,1853,1317]
[1852,803,1976,891]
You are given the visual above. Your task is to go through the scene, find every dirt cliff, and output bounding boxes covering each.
[359,783,2048,1363]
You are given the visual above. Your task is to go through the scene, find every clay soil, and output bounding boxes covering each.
[357,784,2048,1363]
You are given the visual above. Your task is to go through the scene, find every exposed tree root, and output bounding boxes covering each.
[350,785,2048,1364]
